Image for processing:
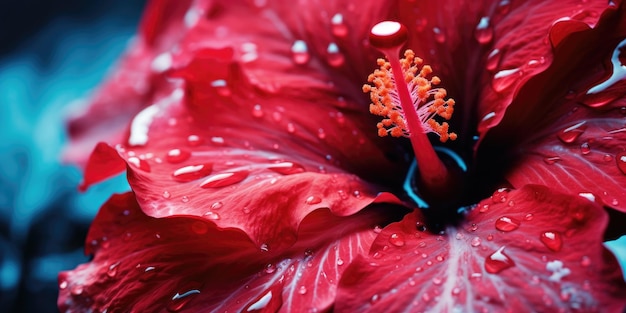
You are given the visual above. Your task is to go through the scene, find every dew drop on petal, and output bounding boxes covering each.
[162,190,171,199]
[370,294,380,304]
[166,149,191,164]
[581,255,591,267]
[540,231,563,252]
[331,13,348,37]
[291,40,310,65]
[252,104,264,118]
[200,171,249,188]
[495,216,521,232]
[305,196,322,205]
[616,152,626,174]
[524,213,534,221]
[492,68,522,92]
[491,188,509,203]
[286,122,296,134]
[172,164,214,182]
[244,290,282,313]
[181,196,189,203]
[326,43,345,67]
[486,48,502,71]
[474,17,493,44]
[485,246,515,273]
[298,286,308,295]
[187,135,203,146]
[433,27,446,43]
[603,154,613,162]
[128,157,151,172]
[107,262,120,278]
[167,287,201,312]
[317,128,327,140]
[471,237,482,247]
[70,285,84,296]
[580,142,591,155]
[496,0,511,15]
[389,233,406,247]
[268,162,305,175]
[337,258,344,266]
[59,281,68,290]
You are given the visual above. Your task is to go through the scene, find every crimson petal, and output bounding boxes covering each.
[58,192,392,312]
[336,185,626,312]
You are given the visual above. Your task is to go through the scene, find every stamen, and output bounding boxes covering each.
[364,21,457,190]
[363,50,457,142]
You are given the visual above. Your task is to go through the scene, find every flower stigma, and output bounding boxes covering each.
[364,21,458,200]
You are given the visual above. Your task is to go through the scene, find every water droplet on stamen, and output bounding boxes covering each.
[474,17,493,44]
[291,40,310,65]
[540,231,563,252]
[200,171,249,188]
[485,246,515,273]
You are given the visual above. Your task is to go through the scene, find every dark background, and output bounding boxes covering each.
[0,1,145,312]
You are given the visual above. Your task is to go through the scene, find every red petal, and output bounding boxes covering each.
[58,192,390,312]
[479,3,626,212]
[336,185,626,312]
[78,143,127,191]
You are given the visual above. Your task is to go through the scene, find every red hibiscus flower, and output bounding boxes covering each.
[60,0,626,312]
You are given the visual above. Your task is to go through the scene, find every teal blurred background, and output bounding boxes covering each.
[0,1,143,312]
[0,1,624,313]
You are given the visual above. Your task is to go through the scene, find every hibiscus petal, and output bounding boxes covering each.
[479,3,626,212]
[58,192,395,312]
[335,185,626,312]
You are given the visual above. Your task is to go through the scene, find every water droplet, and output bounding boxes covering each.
[491,188,509,203]
[580,38,626,108]
[162,190,171,199]
[210,137,225,145]
[200,171,249,188]
[352,190,362,198]
[210,79,231,97]
[337,258,344,266]
[305,196,322,205]
[389,233,406,247]
[326,43,344,67]
[167,286,201,312]
[474,17,493,44]
[331,13,348,37]
[172,164,214,182]
[128,157,151,172]
[70,284,84,296]
[616,152,626,174]
[268,162,305,175]
[251,104,264,118]
[272,111,282,122]
[540,231,563,252]
[543,156,562,165]
[317,128,327,140]
[433,27,446,43]
[580,142,591,155]
[107,262,120,278]
[260,243,270,252]
[471,237,482,247]
[492,68,523,92]
[416,221,427,232]
[486,48,502,71]
[59,281,68,290]
[581,255,591,267]
[495,216,521,232]
[485,246,515,273]
[166,149,191,163]
[244,290,282,312]
[286,123,296,134]
[524,213,534,221]
[181,196,189,203]
[337,189,348,200]
[298,286,308,295]
[496,0,511,15]
[291,40,310,65]
[370,294,380,304]
[603,154,613,162]
[187,135,203,147]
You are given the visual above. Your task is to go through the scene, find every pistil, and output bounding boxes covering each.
[364,21,457,192]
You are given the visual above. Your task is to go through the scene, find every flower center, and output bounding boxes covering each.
[364,21,458,200]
